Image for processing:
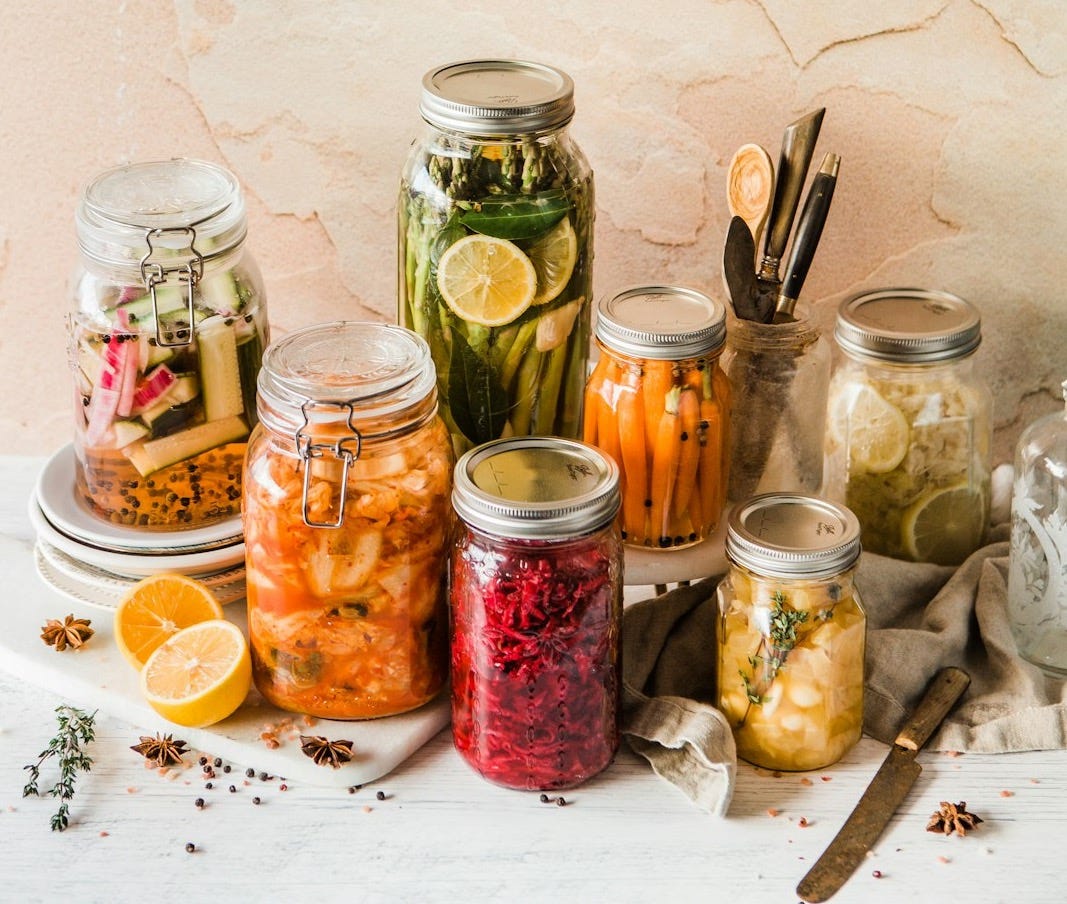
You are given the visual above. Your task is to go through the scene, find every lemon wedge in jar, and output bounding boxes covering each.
[437,234,537,327]
[830,382,909,473]
[114,573,224,669]
[902,482,986,566]
[140,619,251,727]
[526,217,577,305]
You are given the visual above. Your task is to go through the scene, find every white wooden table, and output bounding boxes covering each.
[1,455,1062,904]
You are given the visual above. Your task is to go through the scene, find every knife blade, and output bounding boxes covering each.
[723,215,760,321]
[755,108,825,314]
[796,667,971,903]
[773,152,840,323]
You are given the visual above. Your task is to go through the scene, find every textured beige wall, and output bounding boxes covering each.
[0,0,1063,462]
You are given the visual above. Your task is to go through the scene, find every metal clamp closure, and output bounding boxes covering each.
[138,227,205,348]
[295,400,363,528]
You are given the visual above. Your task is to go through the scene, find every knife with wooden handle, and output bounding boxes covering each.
[773,152,839,322]
[796,667,971,903]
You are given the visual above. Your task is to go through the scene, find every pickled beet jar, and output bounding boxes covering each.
[450,437,623,790]
[244,322,453,719]
[70,159,268,529]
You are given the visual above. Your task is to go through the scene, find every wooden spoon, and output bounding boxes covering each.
[726,143,774,256]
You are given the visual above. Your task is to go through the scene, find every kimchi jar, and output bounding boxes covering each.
[717,494,865,771]
[70,158,268,529]
[451,437,623,790]
[584,285,729,549]
[243,322,453,719]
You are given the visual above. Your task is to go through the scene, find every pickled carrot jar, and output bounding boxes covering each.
[717,494,865,771]
[584,285,729,549]
[825,289,992,566]
[451,437,623,790]
[243,322,453,719]
[70,159,268,529]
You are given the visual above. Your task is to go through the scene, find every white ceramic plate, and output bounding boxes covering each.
[35,444,243,553]
[34,541,246,611]
[29,494,246,579]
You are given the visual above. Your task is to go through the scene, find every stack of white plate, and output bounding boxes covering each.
[29,445,246,609]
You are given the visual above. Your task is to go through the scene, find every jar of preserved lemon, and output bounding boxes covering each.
[70,158,268,529]
[399,59,594,456]
[243,322,453,719]
[824,288,992,566]
[717,493,865,771]
[584,285,729,549]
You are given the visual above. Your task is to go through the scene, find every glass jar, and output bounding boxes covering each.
[584,285,730,549]
[69,158,268,530]
[398,59,594,457]
[243,322,453,719]
[717,493,865,771]
[1008,380,1067,676]
[720,304,830,504]
[451,437,623,790]
[825,288,992,566]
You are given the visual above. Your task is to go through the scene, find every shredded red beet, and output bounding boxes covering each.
[450,531,621,791]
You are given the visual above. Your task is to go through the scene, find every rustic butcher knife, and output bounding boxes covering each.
[796,667,971,902]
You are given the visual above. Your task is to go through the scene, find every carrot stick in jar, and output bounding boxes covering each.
[671,386,701,526]
[616,365,649,544]
[642,360,675,466]
[582,354,611,445]
[649,386,682,549]
[594,358,623,471]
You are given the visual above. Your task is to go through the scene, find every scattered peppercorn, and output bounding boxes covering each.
[246,768,255,778]
[539,793,549,803]
[279,784,288,791]
[259,772,270,781]
[223,765,231,774]
[872,870,883,879]
[252,797,261,806]
[348,786,357,795]
[213,757,222,767]
[556,796,567,807]
[375,790,386,801]
[194,798,205,809]
[228,785,236,793]
[198,756,208,766]
[185,843,196,853]
[205,782,213,790]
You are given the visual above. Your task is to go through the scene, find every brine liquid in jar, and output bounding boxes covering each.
[243,321,453,719]
[825,289,992,566]
[451,437,623,790]
[70,159,268,529]
[584,285,729,549]
[717,494,865,772]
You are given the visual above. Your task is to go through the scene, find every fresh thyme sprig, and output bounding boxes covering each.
[22,705,97,831]
[736,591,811,725]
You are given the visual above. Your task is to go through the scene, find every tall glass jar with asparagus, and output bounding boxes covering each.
[399,60,594,456]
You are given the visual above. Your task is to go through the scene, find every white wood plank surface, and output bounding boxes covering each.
[1,455,1062,904]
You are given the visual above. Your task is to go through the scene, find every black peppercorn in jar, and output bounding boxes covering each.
[69,159,268,529]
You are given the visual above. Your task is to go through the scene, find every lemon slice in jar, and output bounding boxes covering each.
[902,482,986,566]
[140,619,252,727]
[830,383,909,473]
[526,217,577,305]
[437,234,537,327]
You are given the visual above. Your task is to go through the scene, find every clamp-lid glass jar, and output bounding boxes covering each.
[824,288,992,565]
[70,158,268,530]
[584,285,730,549]
[717,493,865,771]
[450,437,623,790]
[243,322,453,719]
[399,59,594,456]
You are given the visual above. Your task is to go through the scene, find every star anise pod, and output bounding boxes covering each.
[130,733,189,767]
[299,734,354,768]
[40,614,94,651]
[926,800,984,836]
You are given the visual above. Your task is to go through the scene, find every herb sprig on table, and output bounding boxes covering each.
[22,705,97,831]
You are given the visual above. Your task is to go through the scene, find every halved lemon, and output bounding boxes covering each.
[830,383,909,473]
[114,573,224,669]
[527,217,577,305]
[437,234,537,327]
[902,482,986,566]
[140,619,252,728]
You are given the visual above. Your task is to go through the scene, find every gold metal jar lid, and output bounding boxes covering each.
[453,437,620,540]
[726,493,861,579]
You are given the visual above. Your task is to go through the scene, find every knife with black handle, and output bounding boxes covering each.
[754,107,825,321]
[796,667,971,903]
[773,152,840,322]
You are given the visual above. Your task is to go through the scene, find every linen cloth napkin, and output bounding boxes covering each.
[620,523,1067,815]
